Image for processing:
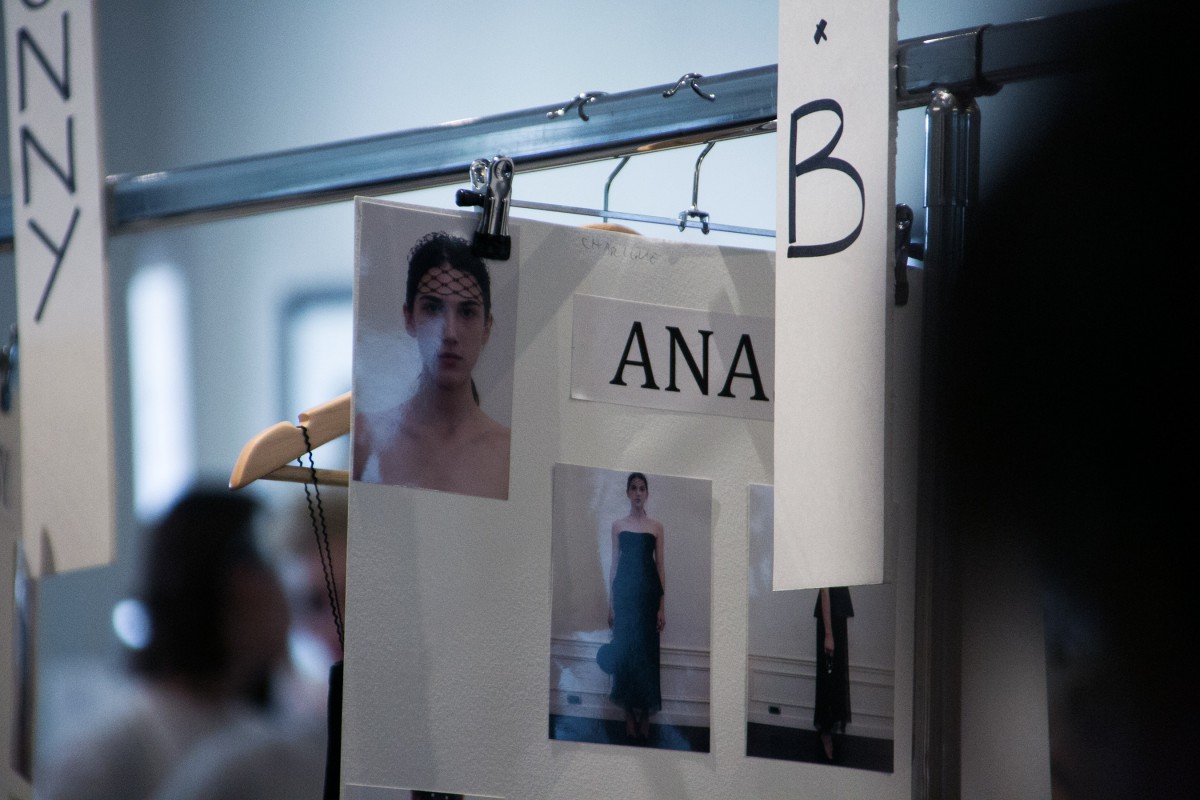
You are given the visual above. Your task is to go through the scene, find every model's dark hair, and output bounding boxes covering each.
[406,231,492,317]
[627,472,649,491]
[132,488,267,691]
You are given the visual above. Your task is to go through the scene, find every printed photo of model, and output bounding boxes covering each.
[549,463,711,751]
[352,201,517,500]
[744,484,896,771]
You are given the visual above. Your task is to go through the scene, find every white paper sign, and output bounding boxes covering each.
[571,294,773,421]
[5,0,115,575]
[774,2,895,589]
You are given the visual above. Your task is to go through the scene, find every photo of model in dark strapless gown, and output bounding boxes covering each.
[609,530,663,716]
[550,464,714,752]
[606,472,666,742]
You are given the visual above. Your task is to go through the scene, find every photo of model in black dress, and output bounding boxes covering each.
[607,472,665,741]
[814,586,854,761]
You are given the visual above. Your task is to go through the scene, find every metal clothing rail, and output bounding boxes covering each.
[0,4,1133,248]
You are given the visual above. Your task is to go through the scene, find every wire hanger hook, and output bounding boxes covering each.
[663,73,716,102]
[547,91,608,121]
[602,156,631,223]
[679,142,716,234]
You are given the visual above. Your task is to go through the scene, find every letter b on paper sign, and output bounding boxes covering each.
[787,99,864,259]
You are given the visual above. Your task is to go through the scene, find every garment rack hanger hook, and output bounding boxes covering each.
[663,72,716,102]
[603,156,631,223]
[678,142,715,234]
[547,91,607,121]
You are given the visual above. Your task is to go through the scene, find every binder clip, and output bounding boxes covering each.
[455,156,514,260]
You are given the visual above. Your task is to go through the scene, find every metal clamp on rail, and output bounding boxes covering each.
[455,156,514,260]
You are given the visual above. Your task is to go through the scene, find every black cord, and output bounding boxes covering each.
[297,425,345,654]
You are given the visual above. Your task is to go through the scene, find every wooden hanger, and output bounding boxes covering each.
[229,392,351,489]
[583,222,641,235]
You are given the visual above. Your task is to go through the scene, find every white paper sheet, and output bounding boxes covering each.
[345,206,807,797]
[773,1,896,589]
[5,0,115,575]
[570,294,773,421]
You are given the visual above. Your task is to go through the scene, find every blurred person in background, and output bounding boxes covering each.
[151,488,348,800]
[36,488,291,800]
[270,487,347,715]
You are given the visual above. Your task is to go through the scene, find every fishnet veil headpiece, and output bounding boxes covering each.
[406,231,492,316]
[416,264,485,305]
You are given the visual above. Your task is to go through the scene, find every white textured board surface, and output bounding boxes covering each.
[773,1,896,590]
[343,207,915,798]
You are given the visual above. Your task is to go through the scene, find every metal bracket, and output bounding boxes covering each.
[894,204,914,306]
[1,325,17,414]
[454,156,514,260]
[897,24,999,109]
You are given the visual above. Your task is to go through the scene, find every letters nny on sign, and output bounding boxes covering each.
[773,2,895,590]
[5,0,116,575]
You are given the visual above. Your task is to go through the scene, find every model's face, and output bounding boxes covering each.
[404,263,491,389]
[627,478,648,509]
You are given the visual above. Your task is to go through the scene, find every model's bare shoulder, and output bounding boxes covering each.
[367,406,511,499]
[473,414,511,462]
[475,416,511,499]
[479,413,510,441]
